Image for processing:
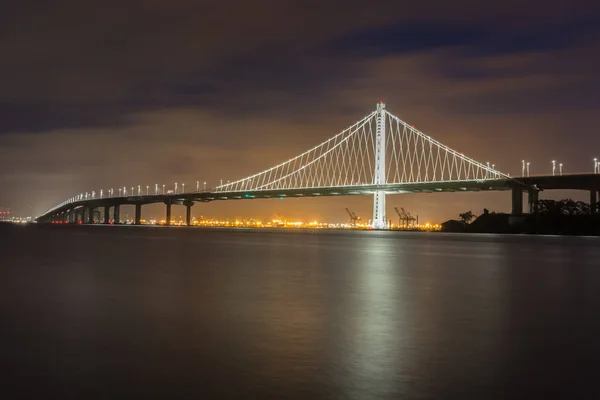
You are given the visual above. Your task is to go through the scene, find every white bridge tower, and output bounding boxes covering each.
[371,102,387,229]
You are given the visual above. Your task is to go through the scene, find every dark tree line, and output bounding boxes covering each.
[535,199,597,216]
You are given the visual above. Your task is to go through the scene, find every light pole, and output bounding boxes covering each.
[100,190,103,199]
[522,160,525,177]
[155,184,158,195]
[552,160,556,176]
[175,182,178,194]
[196,181,199,193]
[131,187,134,196]
[204,181,206,191]
[119,188,122,197]
[162,184,165,195]
[123,186,127,196]
[138,185,141,196]
[146,185,149,195]
[110,188,113,198]
[182,183,185,193]
[526,162,530,177]
[559,163,563,176]
[595,158,598,174]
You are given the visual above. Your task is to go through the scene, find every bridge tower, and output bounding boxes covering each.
[372,102,387,229]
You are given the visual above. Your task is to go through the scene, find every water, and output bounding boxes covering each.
[2,224,600,399]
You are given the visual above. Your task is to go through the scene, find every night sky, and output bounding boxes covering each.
[1,0,600,222]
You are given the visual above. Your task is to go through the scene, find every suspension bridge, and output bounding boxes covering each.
[36,103,600,228]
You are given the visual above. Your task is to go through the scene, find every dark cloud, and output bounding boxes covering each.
[1,0,600,220]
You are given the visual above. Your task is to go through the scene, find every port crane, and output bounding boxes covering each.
[394,207,417,228]
[345,208,360,226]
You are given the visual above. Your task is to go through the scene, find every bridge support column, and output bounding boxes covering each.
[371,102,387,229]
[113,205,120,224]
[591,188,598,215]
[512,187,523,216]
[87,207,95,224]
[185,202,194,226]
[528,190,539,214]
[135,204,142,225]
[165,201,172,226]
[103,206,110,224]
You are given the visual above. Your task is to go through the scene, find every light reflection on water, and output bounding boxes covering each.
[2,225,600,399]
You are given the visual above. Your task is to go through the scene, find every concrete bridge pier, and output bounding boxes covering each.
[165,201,172,226]
[87,207,95,224]
[113,205,120,224]
[135,204,142,225]
[528,189,539,214]
[185,202,194,226]
[103,206,110,224]
[511,187,523,216]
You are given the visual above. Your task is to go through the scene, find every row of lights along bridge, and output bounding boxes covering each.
[520,159,600,177]
[68,159,600,202]
[70,181,212,201]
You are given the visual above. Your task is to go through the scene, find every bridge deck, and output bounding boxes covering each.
[36,174,600,222]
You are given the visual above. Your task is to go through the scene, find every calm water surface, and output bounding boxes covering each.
[1,224,600,399]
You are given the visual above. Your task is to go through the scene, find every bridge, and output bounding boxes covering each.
[36,103,600,228]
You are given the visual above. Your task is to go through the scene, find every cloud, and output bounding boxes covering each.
[1,0,600,219]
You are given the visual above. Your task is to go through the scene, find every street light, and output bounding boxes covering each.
[123,186,126,196]
[559,163,563,176]
[138,185,141,196]
[146,185,149,195]
[182,183,185,193]
[131,187,134,197]
[196,181,199,193]
[552,160,556,176]
[119,188,122,197]
[175,182,178,194]
[155,184,158,195]
[526,162,530,177]
[522,160,525,177]
[100,190,103,199]
[595,158,598,174]
[204,181,206,191]
[162,184,165,195]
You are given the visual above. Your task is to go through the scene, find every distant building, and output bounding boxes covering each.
[0,207,11,222]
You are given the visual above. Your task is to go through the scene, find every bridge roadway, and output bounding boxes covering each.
[37,174,600,225]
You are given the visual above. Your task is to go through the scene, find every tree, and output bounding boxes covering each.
[459,211,474,225]
[483,208,490,216]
